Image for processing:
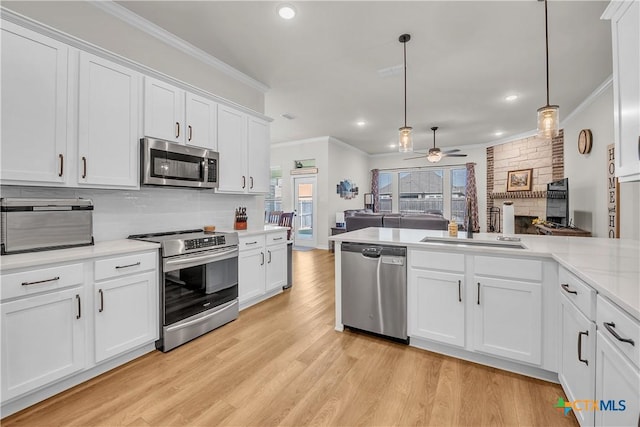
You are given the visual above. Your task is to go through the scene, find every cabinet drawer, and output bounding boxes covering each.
[238,235,266,251]
[266,232,287,246]
[1,263,84,301]
[474,256,541,281]
[410,250,464,272]
[597,295,640,369]
[95,251,156,281]
[558,267,596,320]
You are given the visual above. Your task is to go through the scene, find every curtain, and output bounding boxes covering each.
[465,163,479,232]
[371,169,379,212]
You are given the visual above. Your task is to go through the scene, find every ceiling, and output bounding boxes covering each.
[116,1,612,155]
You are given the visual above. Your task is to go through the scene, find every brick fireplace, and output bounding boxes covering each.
[486,131,564,234]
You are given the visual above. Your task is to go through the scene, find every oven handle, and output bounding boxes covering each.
[165,300,237,332]
[163,247,238,272]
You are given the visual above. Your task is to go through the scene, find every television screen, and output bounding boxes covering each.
[546,178,569,226]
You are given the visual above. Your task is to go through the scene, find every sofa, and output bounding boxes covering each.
[344,209,449,232]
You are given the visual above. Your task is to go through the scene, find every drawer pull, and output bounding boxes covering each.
[561,283,577,295]
[99,289,104,313]
[246,241,258,245]
[273,237,284,241]
[577,330,589,366]
[115,262,141,269]
[76,294,81,319]
[22,276,60,286]
[603,322,635,346]
[458,280,462,302]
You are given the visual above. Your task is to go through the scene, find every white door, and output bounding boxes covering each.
[1,287,85,400]
[1,21,69,185]
[247,117,270,194]
[185,93,217,150]
[143,77,184,143]
[217,105,247,193]
[472,276,542,365]
[94,271,157,363]
[238,248,266,304]
[265,243,287,292]
[293,176,318,247]
[409,269,465,347]
[78,52,140,188]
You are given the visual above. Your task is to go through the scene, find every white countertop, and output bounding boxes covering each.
[330,228,640,320]
[0,240,160,271]
[222,225,289,237]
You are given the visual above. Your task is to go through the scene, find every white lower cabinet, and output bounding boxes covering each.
[94,271,157,363]
[1,286,85,401]
[238,232,287,309]
[409,269,465,348]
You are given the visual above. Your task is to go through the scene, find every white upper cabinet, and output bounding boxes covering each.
[144,77,185,143]
[78,52,140,188]
[185,93,217,150]
[1,20,69,185]
[217,105,270,194]
[605,0,640,182]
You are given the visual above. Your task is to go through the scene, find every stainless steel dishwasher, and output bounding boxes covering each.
[341,242,408,342]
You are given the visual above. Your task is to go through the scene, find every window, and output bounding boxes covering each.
[378,172,393,213]
[264,167,282,221]
[398,170,443,214]
[450,168,467,223]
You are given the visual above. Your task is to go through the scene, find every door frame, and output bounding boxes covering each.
[291,174,318,248]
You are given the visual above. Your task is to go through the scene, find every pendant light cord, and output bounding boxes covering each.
[403,39,407,128]
[544,0,550,106]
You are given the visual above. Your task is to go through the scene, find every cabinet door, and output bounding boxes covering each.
[143,77,185,143]
[217,105,247,193]
[94,271,157,363]
[185,93,217,150]
[595,331,640,427]
[247,116,270,193]
[1,287,85,400]
[265,244,287,292]
[238,248,265,303]
[78,52,140,188]
[1,21,68,185]
[558,295,596,427]
[409,269,465,348]
[611,0,640,182]
[473,276,542,365]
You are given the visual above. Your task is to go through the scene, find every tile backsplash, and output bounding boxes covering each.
[1,186,264,242]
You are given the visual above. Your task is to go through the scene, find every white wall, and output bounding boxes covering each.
[563,83,640,239]
[327,137,371,232]
[3,1,264,112]
[0,185,262,242]
[368,146,488,232]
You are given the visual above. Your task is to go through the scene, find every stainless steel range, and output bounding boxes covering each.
[129,229,239,352]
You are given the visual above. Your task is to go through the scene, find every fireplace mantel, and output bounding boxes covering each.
[490,191,547,199]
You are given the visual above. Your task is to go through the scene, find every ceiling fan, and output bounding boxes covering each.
[405,127,468,163]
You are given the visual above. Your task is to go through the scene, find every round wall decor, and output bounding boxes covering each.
[578,129,593,154]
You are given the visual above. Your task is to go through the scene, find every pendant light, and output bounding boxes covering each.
[398,33,413,152]
[537,0,559,139]
[427,127,443,163]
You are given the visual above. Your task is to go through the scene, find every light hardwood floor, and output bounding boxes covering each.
[3,250,578,426]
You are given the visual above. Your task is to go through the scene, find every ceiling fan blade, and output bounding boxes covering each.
[404,154,427,160]
[443,153,468,157]
[442,148,460,154]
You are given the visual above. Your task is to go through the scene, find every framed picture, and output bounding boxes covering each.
[507,168,533,192]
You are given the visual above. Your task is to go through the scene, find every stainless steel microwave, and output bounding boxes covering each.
[141,138,219,189]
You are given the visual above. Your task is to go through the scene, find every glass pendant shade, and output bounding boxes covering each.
[427,151,443,163]
[537,104,560,139]
[398,126,413,152]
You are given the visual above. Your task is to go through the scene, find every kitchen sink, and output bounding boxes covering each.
[419,237,526,249]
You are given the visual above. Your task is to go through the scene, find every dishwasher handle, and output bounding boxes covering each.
[361,247,382,258]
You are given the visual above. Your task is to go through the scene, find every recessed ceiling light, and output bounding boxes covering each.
[356,121,366,127]
[277,4,296,20]
[494,131,504,137]
[505,94,518,102]
[389,143,396,148]
[281,113,296,120]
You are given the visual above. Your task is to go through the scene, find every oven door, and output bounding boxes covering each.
[162,246,238,326]
[142,137,218,189]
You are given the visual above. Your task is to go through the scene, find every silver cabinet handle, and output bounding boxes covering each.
[76,294,81,319]
[22,276,60,286]
[115,262,141,269]
[260,252,265,265]
[98,289,104,313]
[58,154,64,177]
[81,156,87,179]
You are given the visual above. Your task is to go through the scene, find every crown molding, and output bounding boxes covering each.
[91,0,270,93]
[561,75,613,125]
[328,137,370,157]
[270,136,330,149]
